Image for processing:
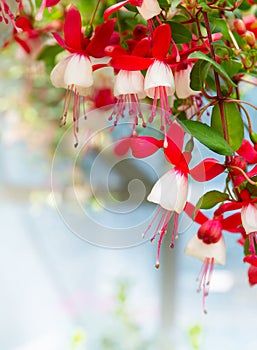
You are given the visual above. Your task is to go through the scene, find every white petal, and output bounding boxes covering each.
[137,0,161,20]
[147,169,188,213]
[174,66,200,99]
[185,234,226,265]
[144,60,175,98]
[114,70,146,98]
[241,203,257,234]
[64,54,93,89]
[50,56,72,88]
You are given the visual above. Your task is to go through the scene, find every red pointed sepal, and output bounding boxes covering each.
[190,158,225,182]
[152,24,171,60]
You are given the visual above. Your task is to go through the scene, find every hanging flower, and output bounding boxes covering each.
[143,122,189,267]
[111,70,146,131]
[106,35,150,130]
[50,6,115,146]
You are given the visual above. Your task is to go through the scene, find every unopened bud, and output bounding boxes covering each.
[234,19,246,35]
[197,219,222,244]
[245,30,256,47]
[84,24,93,38]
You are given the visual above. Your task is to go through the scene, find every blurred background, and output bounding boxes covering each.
[1,6,257,350]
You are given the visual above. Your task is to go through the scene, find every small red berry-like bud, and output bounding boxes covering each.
[227,155,247,174]
[244,30,256,47]
[197,219,222,244]
[248,265,257,286]
[234,19,246,35]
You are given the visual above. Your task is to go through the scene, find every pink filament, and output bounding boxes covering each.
[196,257,215,314]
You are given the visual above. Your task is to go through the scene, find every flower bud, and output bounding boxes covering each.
[197,219,222,244]
[227,155,247,174]
[244,30,256,47]
[234,19,246,35]
[133,24,148,41]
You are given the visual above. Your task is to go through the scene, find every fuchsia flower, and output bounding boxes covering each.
[50,6,115,146]
[184,202,241,312]
[106,34,151,130]
[141,122,190,267]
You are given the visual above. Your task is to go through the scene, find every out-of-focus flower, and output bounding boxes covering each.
[50,6,115,145]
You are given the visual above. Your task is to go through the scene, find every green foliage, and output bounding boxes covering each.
[211,102,244,152]
[189,52,237,87]
[190,60,211,91]
[196,190,229,210]
[167,21,192,44]
[180,120,233,156]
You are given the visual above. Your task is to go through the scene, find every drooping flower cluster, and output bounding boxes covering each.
[3,0,257,313]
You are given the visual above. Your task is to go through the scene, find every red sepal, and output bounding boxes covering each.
[86,20,116,58]
[104,0,129,21]
[184,202,208,225]
[214,202,242,216]
[237,139,257,164]
[244,255,257,267]
[132,38,151,57]
[152,24,171,60]
[114,137,131,157]
[110,55,152,71]
[64,6,82,51]
[131,136,163,158]
[190,159,225,182]
[234,164,257,187]
[221,213,242,232]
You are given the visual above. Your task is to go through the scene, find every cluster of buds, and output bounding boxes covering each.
[233,17,257,48]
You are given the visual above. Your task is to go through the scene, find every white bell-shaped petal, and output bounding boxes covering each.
[174,66,200,99]
[241,203,257,234]
[114,70,146,99]
[144,60,175,98]
[137,0,161,20]
[64,54,93,90]
[185,234,226,265]
[50,55,72,88]
[147,168,188,213]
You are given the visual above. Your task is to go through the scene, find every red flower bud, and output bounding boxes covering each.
[248,265,257,286]
[133,24,148,41]
[227,155,247,175]
[234,19,246,35]
[197,219,222,244]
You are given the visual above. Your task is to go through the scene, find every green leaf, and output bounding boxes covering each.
[211,102,244,152]
[180,120,233,155]
[221,60,242,78]
[167,21,192,44]
[190,60,211,90]
[196,190,229,210]
[188,52,237,87]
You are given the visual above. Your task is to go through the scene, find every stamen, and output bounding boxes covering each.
[196,257,215,314]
